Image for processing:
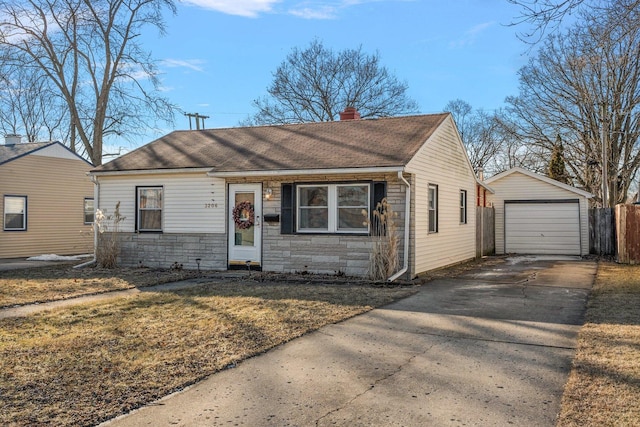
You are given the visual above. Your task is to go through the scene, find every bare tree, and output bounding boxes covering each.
[505,4,640,206]
[445,99,514,176]
[508,0,640,42]
[0,64,68,142]
[0,0,177,165]
[245,39,419,125]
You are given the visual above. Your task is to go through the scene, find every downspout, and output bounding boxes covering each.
[74,175,98,269]
[387,170,411,282]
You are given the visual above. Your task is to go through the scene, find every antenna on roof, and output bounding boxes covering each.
[185,112,209,130]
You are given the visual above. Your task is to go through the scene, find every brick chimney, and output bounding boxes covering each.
[339,106,361,121]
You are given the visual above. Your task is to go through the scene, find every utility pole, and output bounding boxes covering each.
[185,112,209,130]
[600,102,608,208]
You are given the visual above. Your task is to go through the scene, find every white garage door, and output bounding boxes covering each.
[505,201,581,255]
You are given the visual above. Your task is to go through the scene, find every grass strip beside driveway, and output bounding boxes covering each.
[0,280,416,426]
[558,262,640,426]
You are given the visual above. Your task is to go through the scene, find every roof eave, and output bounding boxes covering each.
[90,167,214,177]
[207,166,405,178]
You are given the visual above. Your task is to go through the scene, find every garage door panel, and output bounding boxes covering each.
[505,202,580,255]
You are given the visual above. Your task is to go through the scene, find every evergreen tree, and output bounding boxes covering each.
[548,135,569,184]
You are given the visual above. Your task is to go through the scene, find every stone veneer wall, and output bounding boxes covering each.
[257,173,408,277]
[108,232,227,270]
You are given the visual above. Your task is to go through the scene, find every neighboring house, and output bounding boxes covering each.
[0,135,95,258]
[90,109,484,279]
[485,167,593,256]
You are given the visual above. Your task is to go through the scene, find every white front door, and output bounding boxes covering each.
[228,184,262,268]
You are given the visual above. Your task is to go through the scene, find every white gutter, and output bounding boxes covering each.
[387,170,410,282]
[90,167,213,177]
[74,175,99,269]
[208,166,404,178]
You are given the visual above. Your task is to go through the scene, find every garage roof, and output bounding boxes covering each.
[486,167,593,198]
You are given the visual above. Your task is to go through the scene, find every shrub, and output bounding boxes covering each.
[364,198,399,281]
[94,202,125,268]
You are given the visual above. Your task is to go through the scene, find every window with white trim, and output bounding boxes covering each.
[460,190,467,224]
[84,198,94,224]
[137,187,163,231]
[4,195,27,231]
[297,183,369,233]
[428,184,438,233]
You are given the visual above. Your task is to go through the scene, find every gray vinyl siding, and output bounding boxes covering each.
[405,116,477,275]
[97,173,227,234]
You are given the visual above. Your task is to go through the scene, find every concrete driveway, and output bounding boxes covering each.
[103,256,596,427]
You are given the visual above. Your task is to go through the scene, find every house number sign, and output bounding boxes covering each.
[205,182,219,208]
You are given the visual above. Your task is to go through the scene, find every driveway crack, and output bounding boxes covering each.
[314,343,441,426]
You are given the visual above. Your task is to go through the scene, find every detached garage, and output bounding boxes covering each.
[486,167,593,256]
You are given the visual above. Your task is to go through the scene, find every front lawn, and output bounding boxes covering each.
[557,262,640,426]
[0,277,416,426]
[0,265,205,308]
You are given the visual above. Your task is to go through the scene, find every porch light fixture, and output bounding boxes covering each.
[264,188,273,200]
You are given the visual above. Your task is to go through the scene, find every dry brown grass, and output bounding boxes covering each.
[557,262,640,427]
[0,264,205,308]
[0,272,416,427]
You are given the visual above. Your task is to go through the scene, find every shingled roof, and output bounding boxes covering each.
[0,141,56,166]
[92,113,450,174]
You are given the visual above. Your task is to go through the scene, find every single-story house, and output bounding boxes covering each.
[485,167,593,256]
[0,135,95,258]
[90,109,488,279]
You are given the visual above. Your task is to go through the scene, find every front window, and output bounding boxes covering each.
[298,186,329,231]
[460,190,467,224]
[84,198,94,224]
[428,184,438,233]
[4,196,27,231]
[297,183,369,233]
[337,185,369,231]
[137,187,163,231]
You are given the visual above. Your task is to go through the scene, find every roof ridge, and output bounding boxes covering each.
[169,112,450,133]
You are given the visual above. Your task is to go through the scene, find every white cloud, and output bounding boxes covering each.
[449,21,495,48]
[288,5,338,19]
[160,59,206,72]
[181,0,280,17]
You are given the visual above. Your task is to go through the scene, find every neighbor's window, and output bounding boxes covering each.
[297,183,369,233]
[428,184,438,233]
[460,190,467,224]
[137,187,163,231]
[4,195,27,231]
[84,198,94,224]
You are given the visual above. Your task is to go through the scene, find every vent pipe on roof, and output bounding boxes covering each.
[4,134,22,145]
[339,106,361,121]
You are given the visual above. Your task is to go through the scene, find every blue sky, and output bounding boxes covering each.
[122,0,532,151]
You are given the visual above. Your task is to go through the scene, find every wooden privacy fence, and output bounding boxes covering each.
[476,206,495,258]
[616,204,640,264]
[589,208,615,255]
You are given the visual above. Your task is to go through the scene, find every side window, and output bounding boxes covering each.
[460,190,467,224]
[84,198,95,224]
[428,184,438,233]
[3,195,27,231]
[137,186,163,231]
